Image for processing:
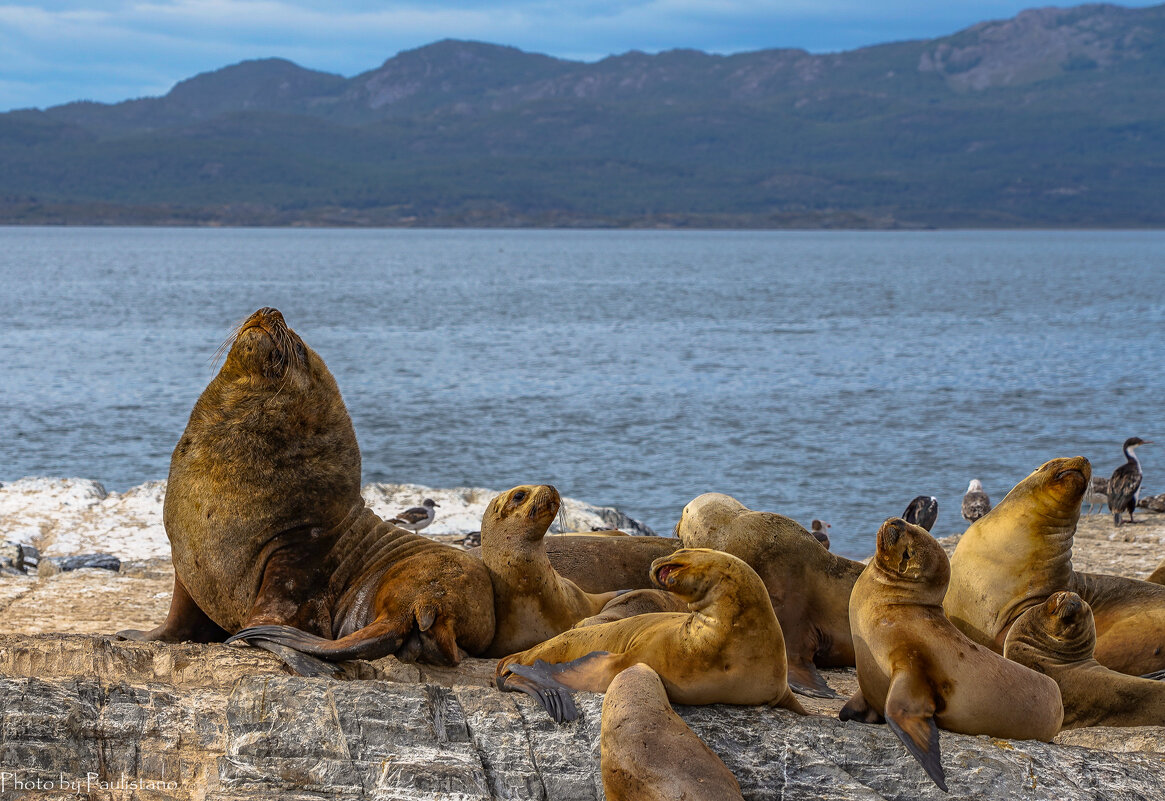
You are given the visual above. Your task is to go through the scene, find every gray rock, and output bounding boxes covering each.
[38,553,121,576]
[0,635,1161,800]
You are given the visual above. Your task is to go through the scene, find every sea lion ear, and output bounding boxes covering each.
[415,604,438,632]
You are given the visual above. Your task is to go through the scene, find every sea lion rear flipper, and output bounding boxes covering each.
[227,620,404,664]
[497,661,580,724]
[884,672,947,792]
[787,661,839,699]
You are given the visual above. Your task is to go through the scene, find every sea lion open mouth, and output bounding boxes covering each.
[653,562,683,586]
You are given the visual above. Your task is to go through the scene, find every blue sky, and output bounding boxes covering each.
[1,1,1160,111]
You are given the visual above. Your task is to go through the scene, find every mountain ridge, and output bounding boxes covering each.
[3,2,1164,228]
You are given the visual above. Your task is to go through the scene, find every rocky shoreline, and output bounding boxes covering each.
[0,478,1163,800]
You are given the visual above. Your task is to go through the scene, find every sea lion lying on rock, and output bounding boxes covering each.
[676,492,863,698]
[601,663,745,801]
[496,547,807,723]
[480,485,617,656]
[842,518,1063,792]
[945,456,1165,675]
[1004,591,1165,729]
[118,308,494,673]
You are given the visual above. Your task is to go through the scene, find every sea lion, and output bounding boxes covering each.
[496,548,807,723]
[117,308,494,672]
[677,493,862,698]
[601,663,745,801]
[944,456,1165,675]
[472,534,680,593]
[573,588,688,628]
[841,518,1063,792]
[1148,558,1165,585]
[481,484,618,656]
[1004,591,1165,729]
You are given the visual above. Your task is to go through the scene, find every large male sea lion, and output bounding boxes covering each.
[481,484,617,656]
[117,308,494,672]
[676,493,862,697]
[842,518,1063,792]
[1003,591,1165,729]
[944,456,1165,675]
[601,663,745,801]
[496,548,807,723]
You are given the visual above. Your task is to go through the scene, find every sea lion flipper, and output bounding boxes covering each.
[227,621,404,663]
[787,661,839,699]
[497,664,580,724]
[885,672,947,792]
[116,574,228,644]
[513,650,625,693]
[1140,668,1165,681]
[838,689,884,724]
[252,641,345,679]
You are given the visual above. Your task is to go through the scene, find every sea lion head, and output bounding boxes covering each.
[998,456,1091,524]
[483,485,561,543]
[650,547,761,609]
[873,517,950,595]
[220,307,313,386]
[1006,591,1096,666]
[675,493,750,548]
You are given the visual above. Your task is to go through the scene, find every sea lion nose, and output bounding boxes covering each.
[256,307,284,323]
[882,517,907,545]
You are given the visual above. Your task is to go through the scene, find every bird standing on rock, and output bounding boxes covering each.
[810,520,831,549]
[389,498,440,533]
[961,480,991,524]
[1109,437,1151,526]
[903,496,939,531]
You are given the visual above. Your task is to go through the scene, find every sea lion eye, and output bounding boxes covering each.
[513,491,527,503]
[295,342,306,361]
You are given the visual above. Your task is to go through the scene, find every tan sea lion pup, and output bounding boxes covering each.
[496,548,807,723]
[481,484,618,656]
[944,456,1165,675]
[842,518,1063,792]
[1004,591,1165,728]
[677,493,862,698]
[601,663,745,801]
[117,308,494,673]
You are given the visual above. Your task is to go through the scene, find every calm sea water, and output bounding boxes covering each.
[1,227,1162,556]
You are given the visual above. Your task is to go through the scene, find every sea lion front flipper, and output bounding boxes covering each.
[227,619,404,663]
[496,662,580,724]
[787,661,839,699]
[838,688,884,724]
[250,641,345,679]
[1140,668,1165,681]
[884,672,947,792]
[116,574,228,644]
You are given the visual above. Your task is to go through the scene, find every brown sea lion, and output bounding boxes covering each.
[601,663,745,801]
[676,493,862,698]
[471,534,680,593]
[573,588,688,628]
[1147,558,1165,585]
[841,518,1063,792]
[1004,591,1165,729]
[481,485,617,656]
[495,548,807,723]
[117,308,494,673]
[944,456,1165,675]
